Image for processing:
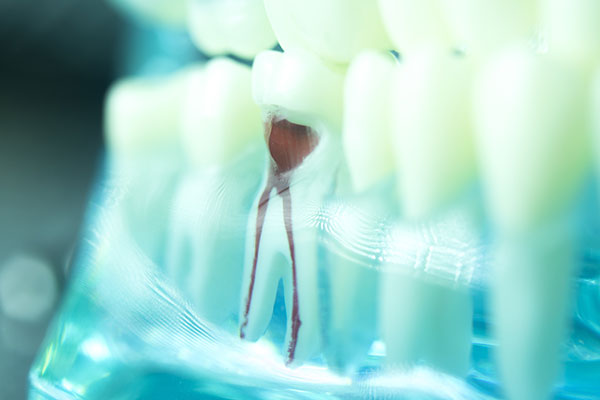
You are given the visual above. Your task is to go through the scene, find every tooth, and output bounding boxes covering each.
[439,0,537,56]
[239,49,345,366]
[263,0,391,64]
[377,0,453,54]
[381,48,476,377]
[107,0,187,26]
[474,46,590,400]
[186,0,277,59]
[104,68,191,261]
[539,0,600,69]
[166,58,264,324]
[343,50,396,193]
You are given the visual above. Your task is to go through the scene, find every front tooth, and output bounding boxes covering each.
[343,50,396,193]
[381,48,476,377]
[263,0,391,64]
[186,0,277,60]
[239,50,345,366]
[540,0,600,70]
[440,0,537,56]
[166,58,264,324]
[377,0,453,54]
[475,46,590,400]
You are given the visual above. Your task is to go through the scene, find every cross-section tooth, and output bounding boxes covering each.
[187,0,277,59]
[377,0,453,54]
[381,48,475,377]
[263,0,391,64]
[166,58,264,324]
[475,46,590,400]
[239,50,345,366]
[440,0,537,56]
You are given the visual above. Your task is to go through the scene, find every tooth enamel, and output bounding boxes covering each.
[186,0,277,59]
[240,50,345,365]
[166,58,264,324]
[439,0,537,56]
[343,50,396,192]
[181,58,263,168]
[377,0,453,53]
[381,49,474,377]
[105,70,190,157]
[540,0,600,69]
[252,49,345,131]
[108,0,187,26]
[263,0,391,64]
[475,46,590,400]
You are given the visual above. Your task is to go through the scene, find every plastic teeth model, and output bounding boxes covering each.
[186,0,277,60]
[475,45,590,400]
[238,48,345,366]
[104,68,192,263]
[166,58,264,324]
[380,48,476,377]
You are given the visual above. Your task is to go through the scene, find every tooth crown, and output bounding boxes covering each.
[392,48,476,220]
[474,46,591,233]
[252,49,345,132]
[182,58,263,169]
[263,0,391,64]
[187,0,277,59]
[343,50,396,193]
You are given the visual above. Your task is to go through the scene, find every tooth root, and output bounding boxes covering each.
[377,0,452,54]
[343,50,396,193]
[186,0,277,59]
[263,0,391,64]
[475,46,590,400]
[381,48,475,377]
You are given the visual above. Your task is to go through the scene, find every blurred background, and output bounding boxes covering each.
[0,1,200,398]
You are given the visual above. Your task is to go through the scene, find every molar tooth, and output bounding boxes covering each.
[240,50,345,366]
[475,46,590,400]
[381,49,475,377]
[343,50,396,193]
[186,0,277,59]
[166,58,264,324]
[263,0,391,64]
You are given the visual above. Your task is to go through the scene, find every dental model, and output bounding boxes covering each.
[239,48,345,366]
[186,0,277,59]
[475,45,590,400]
[166,58,264,324]
[104,69,192,264]
[380,48,476,377]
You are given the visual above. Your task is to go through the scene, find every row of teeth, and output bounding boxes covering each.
[105,1,600,399]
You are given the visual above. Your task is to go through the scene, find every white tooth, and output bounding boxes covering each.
[186,0,277,59]
[166,59,264,324]
[381,48,475,377]
[182,58,263,168]
[392,48,476,221]
[439,0,537,56]
[263,0,391,64]
[107,0,187,27]
[240,50,345,365]
[377,0,452,54]
[252,49,345,131]
[540,0,600,70]
[105,70,190,158]
[475,46,590,400]
[343,50,396,193]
